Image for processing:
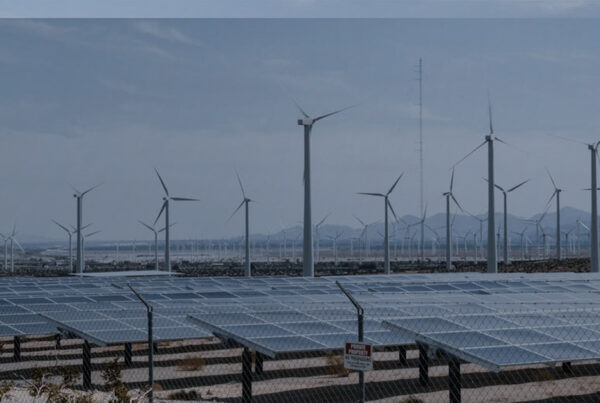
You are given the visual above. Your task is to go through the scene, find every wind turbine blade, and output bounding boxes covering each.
[507,179,530,193]
[11,224,16,237]
[387,199,398,221]
[227,200,245,222]
[13,239,25,253]
[235,169,246,199]
[313,104,357,123]
[81,183,102,197]
[292,99,309,118]
[386,172,404,195]
[85,230,101,238]
[545,168,557,189]
[153,201,167,226]
[546,133,587,146]
[154,168,169,196]
[158,223,176,233]
[171,197,200,201]
[51,219,70,233]
[450,168,455,192]
[317,212,331,227]
[544,190,557,209]
[451,194,465,212]
[422,203,428,220]
[357,192,385,197]
[494,136,509,146]
[453,140,487,168]
[80,223,93,232]
[353,215,366,226]
[138,220,155,232]
[493,183,505,192]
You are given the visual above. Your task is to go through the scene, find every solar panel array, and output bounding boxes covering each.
[3,271,600,363]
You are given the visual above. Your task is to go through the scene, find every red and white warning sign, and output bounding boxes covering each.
[344,341,373,371]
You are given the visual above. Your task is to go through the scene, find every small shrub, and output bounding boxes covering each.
[178,355,206,371]
[325,353,350,377]
[101,357,130,403]
[168,389,200,400]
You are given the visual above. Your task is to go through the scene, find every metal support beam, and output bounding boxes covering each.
[449,357,461,403]
[255,352,264,375]
[13,336,21,361]
[83,340,92,390]
[398,346,408,366]
[124,343,133,367]
[418,343,429,386]
[242,347,252,403]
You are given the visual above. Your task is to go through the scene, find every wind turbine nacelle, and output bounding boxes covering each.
[298,118,313,126]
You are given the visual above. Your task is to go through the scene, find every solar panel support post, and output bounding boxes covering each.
[242,347,252,403]
[562,361,573,375]
[336,281,365,403]
[255,352,264,375]
[128,284,154,402]
[124,343,133,367]
[449,356,461,403]
[82,340,91,390]
[13,336,20,361]
[398,346,408,366]
[417,343,429,386]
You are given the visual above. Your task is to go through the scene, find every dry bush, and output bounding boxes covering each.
[101,357,130,403]
[168,389,200,400]
[325,353,350,377]
[178,355,206,371]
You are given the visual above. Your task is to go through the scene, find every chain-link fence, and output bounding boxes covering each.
[1,274,600,402]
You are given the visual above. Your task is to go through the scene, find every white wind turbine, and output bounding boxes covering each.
[512,227,528,261]
[228,171,254,277]
[443,169,465,270]
[354,215,370,262]
[562,228,575,259]
[454,97,508,273]
[488,178,529,265]
[72,184,100,274]
[467,212,487,264]
[139,221,172,272]
[153,168,199,273]
[358,173,403,274]
[294,101,354,277]
[314,213,331,264]
[327,230,344,266]
[545,168,562,260]
[6,225,24,273]
[52,220,73,272]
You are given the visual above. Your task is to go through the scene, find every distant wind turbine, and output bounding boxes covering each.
[72,184,100,274]
[81,230,100,270]
[454,96,508,273]
[545,168,562,260]
[358,173,403,274]
[52,220,73,272]
[294,100,355,277]
[314,213,331,264]
[443,169,465,270]
[139,221,172,271]
[354,215,370,262]
[228,170,254,277]
[153,168,199,273]
[488,178,529,265]
[0,234,7,271]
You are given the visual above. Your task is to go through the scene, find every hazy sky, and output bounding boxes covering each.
[1,17,600,241]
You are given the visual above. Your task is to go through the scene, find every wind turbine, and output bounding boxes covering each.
[563,228,575,259]
[228,171,254,276]
[488,178,529,265]
[153,168,199,273]
[551,135,600,271]
[328,230,344,266]
[52,220,73,273]
[72,184,100,274]
[545,168,562,260]
[357,173,403,274]
[454,97,509,273]
[294,101,354,277]
[354,215,370,262]
[139,221,172,271]
[512,227,529,261]
[443,169,465,270]
[467,212,487,264]
[314,212,331,264]
[5,226,24,273]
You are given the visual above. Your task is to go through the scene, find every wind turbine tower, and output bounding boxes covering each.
[73,184,100,274]
[294,101,353,277]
